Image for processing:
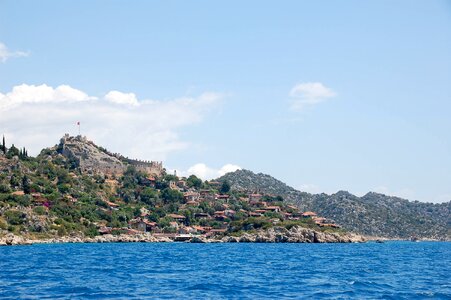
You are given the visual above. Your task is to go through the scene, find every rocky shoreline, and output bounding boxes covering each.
[0,226,367,246]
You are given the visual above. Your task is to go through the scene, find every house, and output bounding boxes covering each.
[194,213,211,219]
[224,209,236,218]
[184,191,200,202]
[264,206,281,212]
[169,181,180,191]
[129,218,157,232]
[141,176,156,187]
[169,221,179,229]
[178,226,196,234]
[98,226,113,234]
[302,211,317,218]
[11,190,25,196]
[215,194,230,200]
[192,226,212,234]
[282,212,292,219]
[168,213,186,222]
[312,217,327,224]
[105,200,120,209]
[249,212,262,217]
[214,211,227,220]
[186,200,199,206]
[177,180,187,189]
[31,193,49,207]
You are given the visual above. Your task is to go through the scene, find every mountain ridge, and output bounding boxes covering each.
[217,169,450,240]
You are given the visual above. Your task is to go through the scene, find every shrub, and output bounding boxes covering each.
[33,206,47,215]
[4,210,26,225]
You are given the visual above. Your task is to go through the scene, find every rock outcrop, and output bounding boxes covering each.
[57,134,163,176]
[222,226,366,243]
[1,226,366,246]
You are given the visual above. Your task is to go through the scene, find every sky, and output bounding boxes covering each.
[1,1,450,203]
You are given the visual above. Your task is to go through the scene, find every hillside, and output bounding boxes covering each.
[217,170,451,240]
[0,135,349,243]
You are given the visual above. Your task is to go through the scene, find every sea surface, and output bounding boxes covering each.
[0,241,450,299]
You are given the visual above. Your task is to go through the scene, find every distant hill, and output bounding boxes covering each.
[217,169,451,240]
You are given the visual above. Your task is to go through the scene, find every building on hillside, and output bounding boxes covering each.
[168,214,186,222]
[129,218,157,232]
[302,211,317,218]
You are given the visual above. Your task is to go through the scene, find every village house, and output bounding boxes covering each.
[184,191,200,202]
[169,181,180,191]
[302,211,317,218]
[249,212,262,217]
[192,226,212,234]
[129,218,157,232]
[168,213,186,222]
[224,209,236,218]
[105,200,120,210]
[215,194,230,201]
[169,221,179,229]
[214,211,226,220]
[263,206,281,213]
[194,213,211,220]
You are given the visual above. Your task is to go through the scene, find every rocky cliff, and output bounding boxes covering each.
[56,134,163,176]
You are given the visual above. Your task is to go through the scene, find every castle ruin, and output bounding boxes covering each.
[59,134,163,177]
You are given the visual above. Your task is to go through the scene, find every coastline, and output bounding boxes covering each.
[0,226,366,246]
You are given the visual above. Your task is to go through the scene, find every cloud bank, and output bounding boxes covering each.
[289,82,336,111]
[172,163,242,180]
[0,84,223,161]
[0,42,29,63]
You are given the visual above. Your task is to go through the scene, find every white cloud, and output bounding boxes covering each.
[0,84,95,110]
[105,91,139,106]
[0,42,29,63]
[0,84,223,161]
[289,82,336,111]
[173,163,241,180]
[218,164,242,176]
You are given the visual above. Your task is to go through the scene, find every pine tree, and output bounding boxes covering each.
[22,175,31,194]
[1,135,5,154]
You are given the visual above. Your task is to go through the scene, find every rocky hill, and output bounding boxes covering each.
[0,136,352,244]
[218,170,451,240]
[56,134,163,176]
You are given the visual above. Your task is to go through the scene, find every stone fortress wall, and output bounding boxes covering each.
[60,134,163,177]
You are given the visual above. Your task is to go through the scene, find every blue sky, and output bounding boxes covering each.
[1,0,450,202]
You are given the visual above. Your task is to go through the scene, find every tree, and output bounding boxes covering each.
[6,144,19,158]
[161,188,183,204]
[1,135,5,154]
[220,181,231,194]
[186,175,202,189]
[22,175,31,194]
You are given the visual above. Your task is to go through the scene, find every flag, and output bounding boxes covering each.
[77,121,80,125]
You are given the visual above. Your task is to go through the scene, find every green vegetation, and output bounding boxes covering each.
[0,136,344,239]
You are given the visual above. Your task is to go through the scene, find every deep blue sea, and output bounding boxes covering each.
[0,242,450,299]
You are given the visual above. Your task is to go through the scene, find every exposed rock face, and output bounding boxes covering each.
[59,135,124,175]
[1,226,366,246]
[223,226,366,243]
[0,233,32,246]
[58,134,163,176]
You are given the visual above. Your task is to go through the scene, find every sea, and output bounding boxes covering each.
[0,242,450,299]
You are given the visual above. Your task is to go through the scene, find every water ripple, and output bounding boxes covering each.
[0,242,450,299]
